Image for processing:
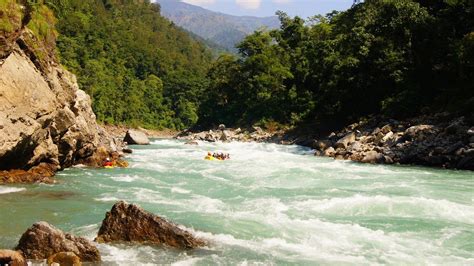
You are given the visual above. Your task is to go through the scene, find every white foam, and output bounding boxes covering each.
[110,175,140,183]
[291,194,474,224]
[171,187,191,194]
[0,187,25,194]
[171,257,203,266]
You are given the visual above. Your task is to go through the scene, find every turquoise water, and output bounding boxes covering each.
[0,139,473,265]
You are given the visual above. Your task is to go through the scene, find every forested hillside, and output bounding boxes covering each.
[44,0,212,130]
[199,0,474,129]
[157,0,280,52]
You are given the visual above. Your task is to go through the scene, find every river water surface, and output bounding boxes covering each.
[0,139,473,265]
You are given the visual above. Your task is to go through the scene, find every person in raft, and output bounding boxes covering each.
[103,157,113,167]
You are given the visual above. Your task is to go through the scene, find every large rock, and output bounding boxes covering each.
[361,151,385,164]
[123,130,150,145]
[335,133,356,149]
[96,201,205,249]
[0,249,26,266]
[0,8,115,180]
[16,222,100,262]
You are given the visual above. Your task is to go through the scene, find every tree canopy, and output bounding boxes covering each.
[198,0,474,129]
[45,0,212,129]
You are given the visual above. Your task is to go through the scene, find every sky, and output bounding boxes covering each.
[180,0,353,18]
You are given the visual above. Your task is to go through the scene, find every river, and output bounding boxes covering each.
[0,139,473,265]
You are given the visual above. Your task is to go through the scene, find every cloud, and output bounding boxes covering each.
[273,0,291,3]
[182,0,216,5]
[235,0,261,10]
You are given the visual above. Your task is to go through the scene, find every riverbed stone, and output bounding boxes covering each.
[16,221,100,262]
[124,130,150,145]
[96,201,205,249]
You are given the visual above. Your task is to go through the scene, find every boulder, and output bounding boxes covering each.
[252,126,263,133]
[314,140,332,151]
[0,250,26,266]
[218,124,226,130]
[96,201,205,249]
[361,151,385,164]
[323,147,336,157]
[380,124,392,134]
[404,125,435,140]
[16,222,100,262]
[381,131,394,144]
[122,148,133,153]
[349,141,362,151]
[220,130,231,142]
[124,130,150,145]
[335,133,356,149]
[47,252,81,266]
[0,163,57,184]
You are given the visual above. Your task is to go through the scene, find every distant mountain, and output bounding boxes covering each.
[156,0,280,52]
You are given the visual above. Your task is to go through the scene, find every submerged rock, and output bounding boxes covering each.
[0,249,26,266]
[16,222,100,262]
[124,130,150,145]
[96,201,205,249]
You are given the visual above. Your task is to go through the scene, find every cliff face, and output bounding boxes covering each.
[0,1,115,181]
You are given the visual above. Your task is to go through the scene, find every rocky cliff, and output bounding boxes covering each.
[0,1,117,183]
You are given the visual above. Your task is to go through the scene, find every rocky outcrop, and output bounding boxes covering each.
[305,113,474,170]
[0,249,26,266]
[0,2,119,183]
[124,129,150,145]
[16,221,100,262]
[96,201,205,249]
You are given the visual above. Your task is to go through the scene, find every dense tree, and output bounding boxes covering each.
[44,0,212,129]
[199,0,474,129]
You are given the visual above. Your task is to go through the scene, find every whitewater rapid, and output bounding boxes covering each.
[0,139,472,264]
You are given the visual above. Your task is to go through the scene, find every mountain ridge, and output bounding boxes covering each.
[156,0,280,52]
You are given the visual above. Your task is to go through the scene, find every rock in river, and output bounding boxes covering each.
[124,130,150,145]
[96,201,205,249]
[16,222,100,262]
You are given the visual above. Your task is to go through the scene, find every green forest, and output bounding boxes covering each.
[43,0,212,130]
[199,0,474,129]
[16,0,474,131]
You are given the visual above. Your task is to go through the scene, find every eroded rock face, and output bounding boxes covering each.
[16,222,100,262]
[0,16,117,181]
[0,249,27,266]
[96,201,205,249]
[124,130,150,145]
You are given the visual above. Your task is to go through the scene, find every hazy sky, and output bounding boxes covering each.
[180,0,353,18]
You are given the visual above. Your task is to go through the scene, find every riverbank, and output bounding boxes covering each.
[178,113,474,170]
[102,124,178,139]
